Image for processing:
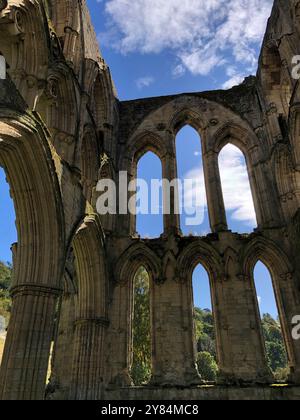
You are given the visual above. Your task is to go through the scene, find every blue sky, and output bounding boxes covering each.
[0,0,279,318]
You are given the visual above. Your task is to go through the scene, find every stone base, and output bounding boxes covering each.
[104,385,300,401]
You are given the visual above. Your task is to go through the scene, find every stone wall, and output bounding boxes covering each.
[0,0,300,400]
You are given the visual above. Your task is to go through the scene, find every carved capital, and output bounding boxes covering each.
[75,318,110,328]
[11,284,62,298]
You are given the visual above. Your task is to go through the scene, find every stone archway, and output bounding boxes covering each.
[0,115,65,400]
[241,236,300,383]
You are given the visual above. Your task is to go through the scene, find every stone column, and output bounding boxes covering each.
[162,152,181,236]
[47,292,77,400]
[104,282,134,387]
[203,151,228,232]
[252,162,282,228]
[0,285,61,400]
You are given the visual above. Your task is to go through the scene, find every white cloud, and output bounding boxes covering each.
[99,0,273,82]
[218,144,257,224]
[135,76,155,89]
[258,296,262,305]
[222,68,245,89]
[183,144,257,228]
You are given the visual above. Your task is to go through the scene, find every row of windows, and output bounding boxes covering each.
[136,125,257,238]
[131,261,288,385]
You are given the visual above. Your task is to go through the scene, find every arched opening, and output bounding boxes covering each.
[131,266,152,386]
[253,261,289,382]
[0,167,17,366]
[176,126,210,236]
[219,144,257,233]
[136,152,163,238]
[192,263,218,382]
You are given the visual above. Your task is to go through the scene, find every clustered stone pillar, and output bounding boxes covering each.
[70,318,108,400]
[69,217,109,400]
[48,290,77,400]
[0,285,61,400]
[104,281,134,387]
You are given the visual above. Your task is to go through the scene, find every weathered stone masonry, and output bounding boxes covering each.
[1,0,300,400]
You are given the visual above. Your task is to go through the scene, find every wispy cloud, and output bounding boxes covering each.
[98,0,272,87]
[135,76,155,90]
[183,144,257,227]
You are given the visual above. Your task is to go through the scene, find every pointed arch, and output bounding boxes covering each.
[0,114,65,400]
[168,107,204,135]
[211,122,260,158]
[175,124,210,235]
[240,236,293,278]
[253,261,288,377]
[136,151,163,238]
[176,240,224,284]
[240,235,298,379]
[123,132,166,237]
[90,68,115,132]
[126,131,167,168]
[177,240,223,381]
[114,243,162,285]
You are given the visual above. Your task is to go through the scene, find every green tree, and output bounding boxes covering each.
[194,308,218,380]
[0,262,12,326]
[131,267,152,386]
[0,261,11,294]
[261,313,288,377]
[196,352,218,382]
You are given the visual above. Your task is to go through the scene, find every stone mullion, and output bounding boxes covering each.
[203,151,228,232]
[162,153,181,236]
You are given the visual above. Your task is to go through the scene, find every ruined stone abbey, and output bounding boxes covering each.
[1,0,300,400]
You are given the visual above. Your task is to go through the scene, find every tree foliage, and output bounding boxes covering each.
[131,267,152,385]
[193,309,289,382]
[0,261,12,326]
[194,308,218,381]
[196,351,218,382]
[261,313,288,378]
